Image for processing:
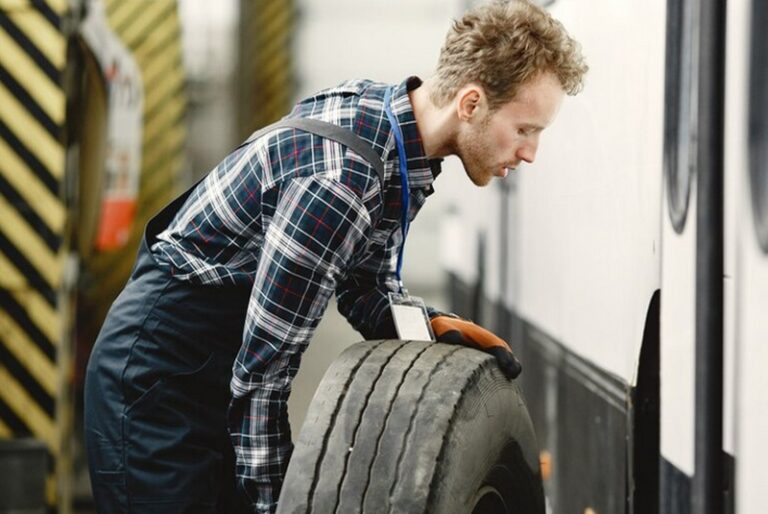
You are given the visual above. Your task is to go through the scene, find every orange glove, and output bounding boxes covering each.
[430,315,522,379]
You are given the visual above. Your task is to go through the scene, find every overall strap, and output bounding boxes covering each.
[244,118,386,187]
[145,118,387,245]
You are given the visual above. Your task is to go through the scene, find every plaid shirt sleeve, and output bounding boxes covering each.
[335,237,401,339]
[227,174,372,512]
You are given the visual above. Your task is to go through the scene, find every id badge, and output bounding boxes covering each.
[388,291,435,341]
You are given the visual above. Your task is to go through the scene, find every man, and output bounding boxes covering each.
[84,1,587,512]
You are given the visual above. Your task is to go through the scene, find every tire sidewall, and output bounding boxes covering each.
[428,361,544,514]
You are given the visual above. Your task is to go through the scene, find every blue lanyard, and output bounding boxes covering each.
[383,86,410,292]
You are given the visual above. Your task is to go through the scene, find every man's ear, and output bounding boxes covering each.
[455,84,485,122]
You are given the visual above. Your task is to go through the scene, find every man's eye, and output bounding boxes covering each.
[517,128,529,136]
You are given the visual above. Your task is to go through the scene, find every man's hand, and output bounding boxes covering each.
[430,315,522,379]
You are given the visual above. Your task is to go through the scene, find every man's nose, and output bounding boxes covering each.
[516,143,537,164]
[516,135,540,164]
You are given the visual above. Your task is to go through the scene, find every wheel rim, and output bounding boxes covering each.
[470,485,508,514]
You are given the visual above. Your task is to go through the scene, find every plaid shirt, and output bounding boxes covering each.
[151,76,441,512]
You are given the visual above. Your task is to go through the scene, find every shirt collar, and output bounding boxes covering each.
[388,76,443,191]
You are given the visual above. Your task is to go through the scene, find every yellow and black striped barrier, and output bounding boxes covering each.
[3,0,294,508]
[79,0,188,350]
[238,0,296,137]
[0,0,77,509]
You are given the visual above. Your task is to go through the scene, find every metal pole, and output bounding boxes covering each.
[692,0,726,512]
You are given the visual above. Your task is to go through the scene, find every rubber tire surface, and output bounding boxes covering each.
[276,340,544,514]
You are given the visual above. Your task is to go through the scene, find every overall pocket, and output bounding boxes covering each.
[124,353,229,503]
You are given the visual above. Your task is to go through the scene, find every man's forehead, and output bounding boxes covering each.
[499,74,564,124]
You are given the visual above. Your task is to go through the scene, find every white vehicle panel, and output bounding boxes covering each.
[723,0,748,461]
[517,0,665,381]
[736,235,768,512]
[732,0,768,510]
[660,188,697,476]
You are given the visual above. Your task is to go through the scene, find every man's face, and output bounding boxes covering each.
[456,72,565,186]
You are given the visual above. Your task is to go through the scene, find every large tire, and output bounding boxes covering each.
[277,340,544,514]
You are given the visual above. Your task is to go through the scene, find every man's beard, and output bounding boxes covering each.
[456,118,495,187]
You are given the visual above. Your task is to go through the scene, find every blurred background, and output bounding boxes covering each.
[0,0,482,511]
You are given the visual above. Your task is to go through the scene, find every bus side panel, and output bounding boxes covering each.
[659,180,697,510]
[735,0,768,511]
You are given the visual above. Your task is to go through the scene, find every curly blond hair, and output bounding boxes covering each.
[431,0,588,110]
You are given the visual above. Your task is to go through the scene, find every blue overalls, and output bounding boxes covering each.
[83,117,389,513]
[84,183,252,513]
